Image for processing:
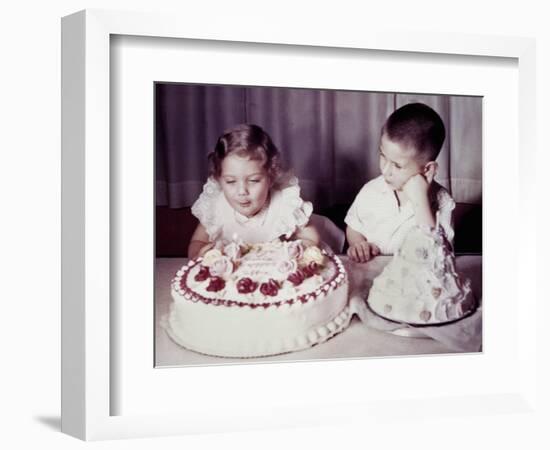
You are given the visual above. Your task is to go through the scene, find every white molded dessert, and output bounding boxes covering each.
[165,240,350,357]
[367,226,476,325]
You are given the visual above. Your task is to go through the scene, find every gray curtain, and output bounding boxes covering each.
[155,83,482,209]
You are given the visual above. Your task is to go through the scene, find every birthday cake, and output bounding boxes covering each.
[164,240,350,357]
[367,226,476,325]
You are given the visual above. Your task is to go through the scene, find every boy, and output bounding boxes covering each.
[345,102,455,263]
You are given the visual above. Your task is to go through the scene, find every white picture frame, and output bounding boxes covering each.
[61,9,538,441]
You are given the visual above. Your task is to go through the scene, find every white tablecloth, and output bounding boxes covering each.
[155,255,482,367]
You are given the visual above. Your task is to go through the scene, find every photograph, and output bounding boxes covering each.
[53,4,544,444]
[154,83,483,366]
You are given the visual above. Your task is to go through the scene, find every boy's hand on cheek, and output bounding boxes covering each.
[402,173,430,205]
[347,241,380,263]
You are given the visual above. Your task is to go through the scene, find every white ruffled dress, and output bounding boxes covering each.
[191,177,313,244]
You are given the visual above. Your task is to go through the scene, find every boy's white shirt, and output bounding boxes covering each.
[191,176,313,244]
[345,175,455,255]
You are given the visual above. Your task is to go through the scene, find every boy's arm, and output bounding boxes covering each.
[344,184,380,262]
[410,195,436,229]
[402,173,436,229]
[346,226,367,247]
[188,223,213,259]
[346,226,380,262]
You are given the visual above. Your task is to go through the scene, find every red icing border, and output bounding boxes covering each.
[172,251,347,309]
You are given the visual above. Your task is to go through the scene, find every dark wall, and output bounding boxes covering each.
[155,204,482,257]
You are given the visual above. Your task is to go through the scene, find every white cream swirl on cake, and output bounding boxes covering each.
[367,226,476,325]
[165,240,350,357]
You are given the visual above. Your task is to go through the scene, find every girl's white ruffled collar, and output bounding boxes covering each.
[191,177,313,242]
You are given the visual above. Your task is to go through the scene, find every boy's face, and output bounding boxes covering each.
[219,154,271,218]
[379,134,426,190]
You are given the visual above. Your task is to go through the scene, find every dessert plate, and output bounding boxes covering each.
[365,297,479,328]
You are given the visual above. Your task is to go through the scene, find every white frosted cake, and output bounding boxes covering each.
[367,226,476,325]
[165,240,350,357]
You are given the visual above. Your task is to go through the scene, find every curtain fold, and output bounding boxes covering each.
[155,84,247,207]
[449,96,483,204]
[155,83,482,209]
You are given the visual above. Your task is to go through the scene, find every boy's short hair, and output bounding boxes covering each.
[381,102,446,162]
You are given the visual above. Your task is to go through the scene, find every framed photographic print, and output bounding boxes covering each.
[153,82,483,367]
[62,9,537,441]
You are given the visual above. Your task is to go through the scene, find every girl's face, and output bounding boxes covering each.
[219,154,271,218]
[378,133,426,190]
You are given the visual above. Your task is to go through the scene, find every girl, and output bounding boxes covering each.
[188,124,320,259]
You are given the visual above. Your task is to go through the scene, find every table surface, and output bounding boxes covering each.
[155,255,482,367]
